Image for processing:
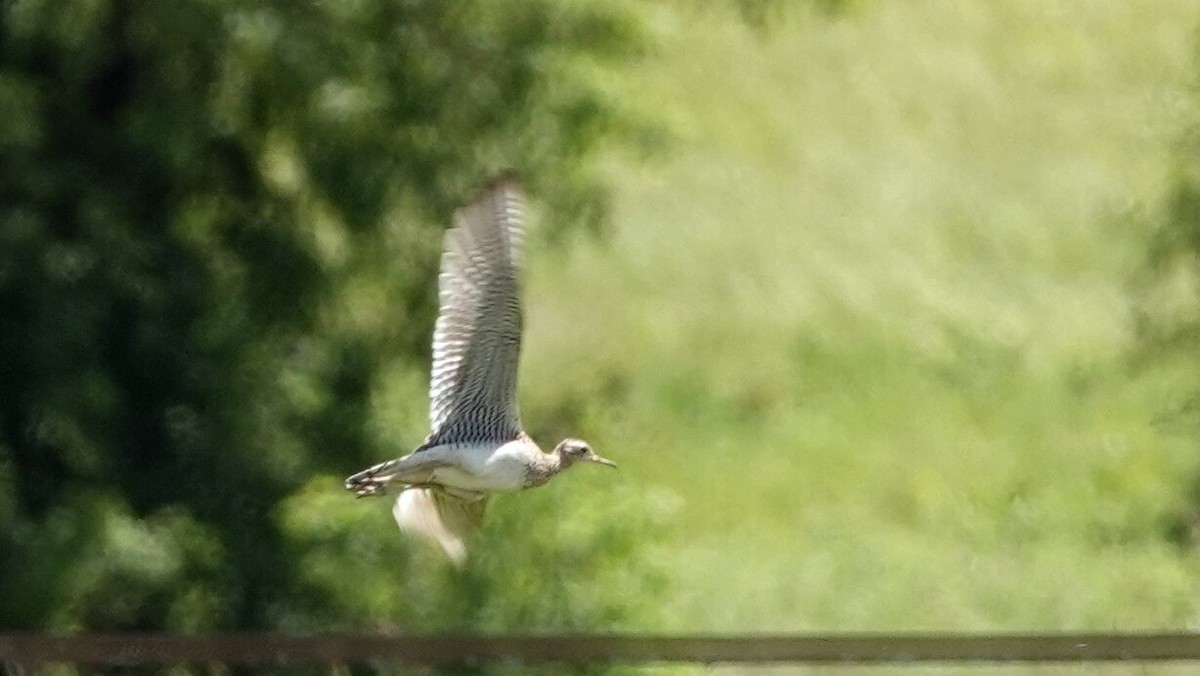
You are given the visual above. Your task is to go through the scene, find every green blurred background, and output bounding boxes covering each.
[6,0,1200,669]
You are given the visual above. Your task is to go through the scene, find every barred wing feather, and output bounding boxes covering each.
[425,175,525,445]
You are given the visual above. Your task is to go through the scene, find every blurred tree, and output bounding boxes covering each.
[0,0,665,633]
[1133,49,1200,547]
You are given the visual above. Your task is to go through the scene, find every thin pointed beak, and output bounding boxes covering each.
[590,454,618,468]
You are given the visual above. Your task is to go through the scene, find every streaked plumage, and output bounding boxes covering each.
[345,173,616,564]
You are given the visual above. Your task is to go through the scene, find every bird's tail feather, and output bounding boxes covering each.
[393,487,488,565]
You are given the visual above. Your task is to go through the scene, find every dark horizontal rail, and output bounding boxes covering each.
[3,632,1200,667]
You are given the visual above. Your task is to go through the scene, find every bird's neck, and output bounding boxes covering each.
[524,449,565,488]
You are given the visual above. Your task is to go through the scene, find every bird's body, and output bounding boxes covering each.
[345,172,615,563]
[354,436,556,495]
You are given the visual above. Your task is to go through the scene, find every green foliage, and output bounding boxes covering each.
[0,0,663,633]
[731,0,863,28]
[525,0,1200,637]
[1132,46,1200,550]
[1137,129,1200,365]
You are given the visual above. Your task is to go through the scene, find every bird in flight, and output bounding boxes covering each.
[345,172,617,563]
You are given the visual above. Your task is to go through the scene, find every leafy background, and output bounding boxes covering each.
[5,0,1200,674]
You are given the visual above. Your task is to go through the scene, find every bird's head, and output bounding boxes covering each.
[553,438,617,470]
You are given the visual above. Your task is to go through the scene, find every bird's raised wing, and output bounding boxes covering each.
[424,174,525,446]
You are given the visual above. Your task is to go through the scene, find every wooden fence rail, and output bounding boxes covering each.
[3,632,1200,667]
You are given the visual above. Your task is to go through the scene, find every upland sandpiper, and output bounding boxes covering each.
[345,172,616,563]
